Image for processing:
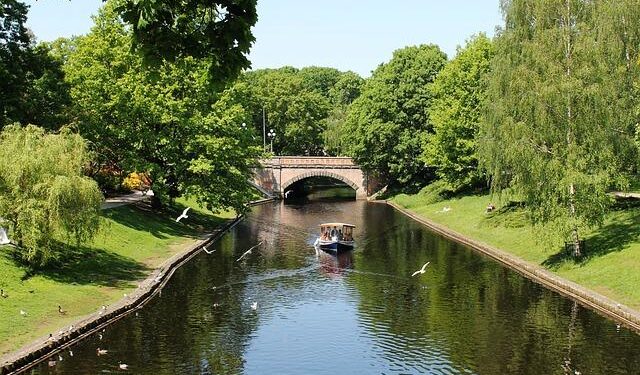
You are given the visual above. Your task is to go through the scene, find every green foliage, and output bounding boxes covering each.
[323,72,365,156]
[245,67,331,155]
[65,3,260,213]
[0,125,103,266]
[0,0,30,126]
[113,0,257,87]
[345,44,447,188]
[423,34,493,191]
[328,71,364,106]
[0,1,71,130]
[480,0,640,252]
[298,66,343,99]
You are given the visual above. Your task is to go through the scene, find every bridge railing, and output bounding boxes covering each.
[261,156,357,168]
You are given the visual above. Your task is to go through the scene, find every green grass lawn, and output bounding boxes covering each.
[0,198,234,356]
[391,192,640,310]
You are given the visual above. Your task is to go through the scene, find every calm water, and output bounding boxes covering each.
[32,199,640,374]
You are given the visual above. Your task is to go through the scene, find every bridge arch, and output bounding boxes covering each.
[281,170,360,193]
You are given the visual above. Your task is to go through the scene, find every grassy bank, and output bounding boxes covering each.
[0,199,233,356]
[391,191,640,310]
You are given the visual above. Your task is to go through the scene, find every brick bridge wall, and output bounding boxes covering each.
[252,157,375,200]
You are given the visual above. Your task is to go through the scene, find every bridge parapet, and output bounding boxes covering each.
[261,156,357,168]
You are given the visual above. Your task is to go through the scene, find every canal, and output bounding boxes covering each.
[32,198,640,374]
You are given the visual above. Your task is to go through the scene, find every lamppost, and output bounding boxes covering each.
[268,129,276,153]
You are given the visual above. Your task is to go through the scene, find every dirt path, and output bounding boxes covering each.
[101,190,153,210]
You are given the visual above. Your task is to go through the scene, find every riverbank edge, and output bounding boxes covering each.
[0,198,275,375]
[382,200,640,332]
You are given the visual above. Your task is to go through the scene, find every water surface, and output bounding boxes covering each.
[32,200,640,374]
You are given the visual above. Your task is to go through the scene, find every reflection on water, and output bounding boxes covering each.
[31,200,640,374]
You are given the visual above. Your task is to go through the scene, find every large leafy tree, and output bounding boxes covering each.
[0,1,71,130]
[244,67,330,155]
[113,0,257,87]
[0,0,31,126]
[345,44,447,188]
[324,71,364,156]
[66,3,260,212]
[298,66,343,100]
[423,34,493,190]
[480,0,640,255]
[0,125,103,267]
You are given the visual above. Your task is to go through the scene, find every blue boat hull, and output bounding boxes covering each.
[317,239,354,252]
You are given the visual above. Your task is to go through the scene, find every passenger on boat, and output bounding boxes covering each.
[338,229,343,241]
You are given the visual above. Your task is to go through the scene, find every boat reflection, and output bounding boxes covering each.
[316,247,355,278]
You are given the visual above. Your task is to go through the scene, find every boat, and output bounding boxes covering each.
[314,222,355,251]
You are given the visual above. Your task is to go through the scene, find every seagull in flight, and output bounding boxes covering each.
[236,241,264,262]
[203,246,215,255]
[251,301,258,310]
[411,262,430,277]
[176,207,191,222]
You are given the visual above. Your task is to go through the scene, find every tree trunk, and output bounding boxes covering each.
[569,184,581,257]
[564,0,581,258]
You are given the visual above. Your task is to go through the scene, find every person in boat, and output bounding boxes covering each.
[330,226,337,240]
[338,229,343,241]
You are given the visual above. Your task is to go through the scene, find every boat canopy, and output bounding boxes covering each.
[319,223,355,228]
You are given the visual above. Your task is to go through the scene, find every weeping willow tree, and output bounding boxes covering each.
[480,0,639,256]
[0,125,103,266]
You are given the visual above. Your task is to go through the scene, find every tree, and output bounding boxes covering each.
[479,0,639,256]
[423,34,493,191]
[19,42,72,130]
[0,1,71,130]
[328,71,364,106]
[298,66,343,100]
[345,44,447,188]
[245,67,330,155]
[324,71,364,155]
[113,0,257,87]
[0,125,103,266]
[65,3,261,213]
[0,0,31,126]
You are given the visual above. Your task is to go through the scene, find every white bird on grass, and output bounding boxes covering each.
[20,309,27,317]
[96,348,108,355]
[411,262,430,277]
[119,362,129,370]
[236,241,264,262]
[0,227,10,245]
[203,245,215,255]
[175,207,191,222]
[69,350,74,357]
[440,207,451,213]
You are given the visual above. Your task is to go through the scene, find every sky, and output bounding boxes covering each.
[24,0,504,77]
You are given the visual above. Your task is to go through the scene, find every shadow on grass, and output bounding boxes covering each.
[482,201,528,229]
[543,204,640,269]
[103,201,228,241]
[2,242,149,287]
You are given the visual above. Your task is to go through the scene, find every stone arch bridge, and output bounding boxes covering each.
[251,157,378,200]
